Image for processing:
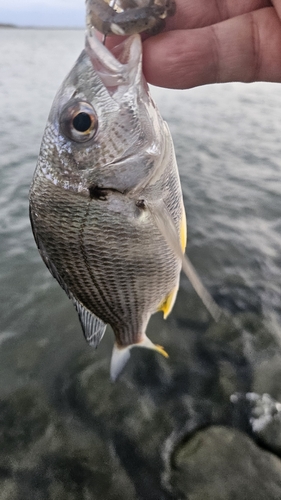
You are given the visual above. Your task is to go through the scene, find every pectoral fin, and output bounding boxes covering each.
[147,200,223,322]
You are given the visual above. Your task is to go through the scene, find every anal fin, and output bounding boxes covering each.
[72,297,107,348]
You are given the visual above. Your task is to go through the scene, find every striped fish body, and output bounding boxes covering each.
[29,34,186,379]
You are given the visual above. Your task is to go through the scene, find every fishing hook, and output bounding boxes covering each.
[102,0,117,45]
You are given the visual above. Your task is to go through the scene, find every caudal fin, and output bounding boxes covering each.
[110,344,133,382]
[110,335,169,381]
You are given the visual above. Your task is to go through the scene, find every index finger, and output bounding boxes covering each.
[143,7,281,88]
[164,0,272,30]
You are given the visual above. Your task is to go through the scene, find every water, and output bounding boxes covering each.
[1,28,281,498]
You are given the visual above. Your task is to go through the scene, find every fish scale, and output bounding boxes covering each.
[30,176,181,333]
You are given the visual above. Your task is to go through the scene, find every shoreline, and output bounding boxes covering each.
[0,23,83,30]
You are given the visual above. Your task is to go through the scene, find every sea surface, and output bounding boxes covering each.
[1,28,281,497]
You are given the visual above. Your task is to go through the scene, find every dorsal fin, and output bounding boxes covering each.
[72,297,107,348]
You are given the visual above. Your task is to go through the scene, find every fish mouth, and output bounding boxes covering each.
[85,32,142,89]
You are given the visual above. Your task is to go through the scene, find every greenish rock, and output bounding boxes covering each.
[0,387,51,458]
[253,355,281,401]
[0,479,18,500]
[171,426,281,500]
[1,307,281,499]
[0,385,136,500]
[65,355,175,499]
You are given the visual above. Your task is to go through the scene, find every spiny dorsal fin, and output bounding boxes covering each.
[147,200,223,322]
[72,297,107,348]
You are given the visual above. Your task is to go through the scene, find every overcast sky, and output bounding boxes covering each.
[0,0,85,27]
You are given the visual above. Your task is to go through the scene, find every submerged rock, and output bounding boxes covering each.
[1,308,281,499]
[231,392,281,455]
[0,385,136,500]
[171,426,281,500]
[0,387,51,459]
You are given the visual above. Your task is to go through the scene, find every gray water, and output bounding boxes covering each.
[1,28,281,498]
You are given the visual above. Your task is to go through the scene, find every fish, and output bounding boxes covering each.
[86,0,176,36]
[29,7,222,381]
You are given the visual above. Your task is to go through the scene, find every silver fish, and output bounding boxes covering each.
[30,23,222,380]
[86,0,176,36]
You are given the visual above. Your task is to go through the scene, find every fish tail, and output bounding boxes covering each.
[110,343,133,382]
[110,335,169,381]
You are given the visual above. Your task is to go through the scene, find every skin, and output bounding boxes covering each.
[141,0,281,89]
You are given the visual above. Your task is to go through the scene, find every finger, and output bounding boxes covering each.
[164,0,272,31]
[93,0,271,42]
[272,0,281,18]
[93,0,271,48]
[143,7,281,89]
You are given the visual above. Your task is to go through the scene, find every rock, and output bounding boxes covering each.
[1,306,281,499]
[0,385,136,500]
[231,392,281,455]
[253,355,281,402]
[14,447,136,500]
[0,387,51,459]
[60,317,252,499]
[64,355,175,500]
[171,426,281,500]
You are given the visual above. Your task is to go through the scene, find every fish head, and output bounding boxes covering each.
[37,33,165,195]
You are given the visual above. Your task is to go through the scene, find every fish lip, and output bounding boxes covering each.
[85,31,142,87]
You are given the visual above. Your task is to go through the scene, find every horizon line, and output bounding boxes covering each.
[0,23,84,30]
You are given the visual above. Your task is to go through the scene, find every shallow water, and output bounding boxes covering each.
[1,26,281,397]
[1,28,281,498]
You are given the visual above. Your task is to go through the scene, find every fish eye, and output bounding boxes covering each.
[72,112,92,133]
[60,100,98,143]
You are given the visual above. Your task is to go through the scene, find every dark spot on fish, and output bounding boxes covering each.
[136,199,146,209]
[89,185,108,201]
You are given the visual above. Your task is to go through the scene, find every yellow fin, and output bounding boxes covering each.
[147,199,223,322]
[154,344,169,358]
[159,284,178,319]
[180,202,187,253]
[137,335,169,358]
[158,204,187,319]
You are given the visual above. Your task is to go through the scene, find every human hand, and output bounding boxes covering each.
[142,0,281,89]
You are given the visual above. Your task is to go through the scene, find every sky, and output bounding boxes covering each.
[0,0,85,27]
